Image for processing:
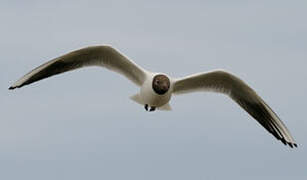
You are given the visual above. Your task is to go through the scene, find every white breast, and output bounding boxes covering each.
[139,73,173,107]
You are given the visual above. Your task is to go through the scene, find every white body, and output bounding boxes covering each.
[130,72,173,110]
[140,73,172,107]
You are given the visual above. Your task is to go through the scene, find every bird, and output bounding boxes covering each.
[9,45,297,148]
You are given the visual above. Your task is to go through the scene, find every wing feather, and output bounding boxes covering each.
[9,46,147,89]
[173,70,297,148]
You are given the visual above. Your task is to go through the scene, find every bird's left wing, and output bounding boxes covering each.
[173,70,297,148]
[9,46,148,89]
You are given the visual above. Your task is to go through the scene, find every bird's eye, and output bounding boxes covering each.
[156,80,160,84]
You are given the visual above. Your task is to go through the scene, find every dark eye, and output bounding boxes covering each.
[156,80,160,84]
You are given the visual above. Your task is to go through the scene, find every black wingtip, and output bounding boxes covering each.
[286,142,298,149]
[8,86,15,90]
[280,138,298,148]
[281,138,287,146]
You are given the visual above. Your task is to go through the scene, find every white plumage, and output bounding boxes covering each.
[9,45,297,148]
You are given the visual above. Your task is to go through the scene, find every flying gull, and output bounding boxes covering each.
[9,46,297,148]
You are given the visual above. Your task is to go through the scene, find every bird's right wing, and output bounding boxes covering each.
[9,46,148,89]
[173,70,297,148]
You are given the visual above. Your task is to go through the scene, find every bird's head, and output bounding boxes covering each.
[152,74,170,95]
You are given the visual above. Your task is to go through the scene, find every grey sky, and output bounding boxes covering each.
[1,0,306,179]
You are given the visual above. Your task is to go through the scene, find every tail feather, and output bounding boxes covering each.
[130,94,144,105]
[158,103,172,111]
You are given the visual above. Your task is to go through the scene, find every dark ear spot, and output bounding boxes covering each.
[152,75,170,95]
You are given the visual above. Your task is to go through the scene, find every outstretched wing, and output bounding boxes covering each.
[9,46,148,89]
[173,70,297,148]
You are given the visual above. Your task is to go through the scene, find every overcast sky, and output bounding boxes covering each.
[1,0,306,179]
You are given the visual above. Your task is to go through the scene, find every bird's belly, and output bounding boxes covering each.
[140,86,171,107]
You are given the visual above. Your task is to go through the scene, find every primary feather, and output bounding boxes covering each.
[9,46,147,89]
[173,70,297,148]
